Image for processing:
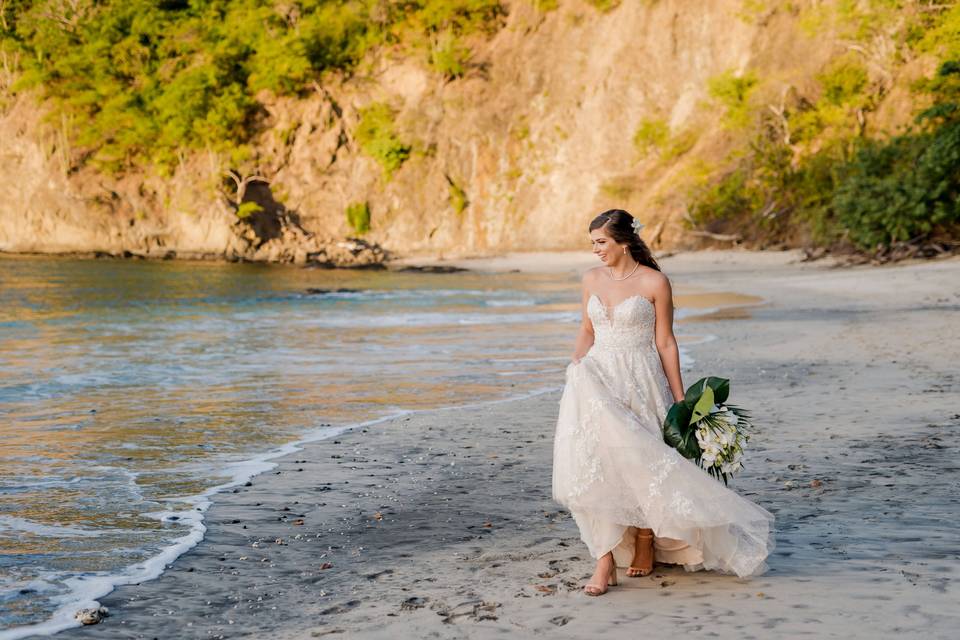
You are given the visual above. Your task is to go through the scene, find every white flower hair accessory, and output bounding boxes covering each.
[631,218,645,236]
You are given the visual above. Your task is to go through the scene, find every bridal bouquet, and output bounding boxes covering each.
[662,377,752,485]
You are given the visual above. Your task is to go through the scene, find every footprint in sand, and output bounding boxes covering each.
[400,596,428,611]
[319,600,361,616]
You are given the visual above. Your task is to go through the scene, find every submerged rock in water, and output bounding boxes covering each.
[75,606,109,625]
[305,287,361,295]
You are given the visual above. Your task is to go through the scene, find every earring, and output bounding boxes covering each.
[623,247,627,255]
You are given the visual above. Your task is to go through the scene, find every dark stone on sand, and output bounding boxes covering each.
[395,264,468,273]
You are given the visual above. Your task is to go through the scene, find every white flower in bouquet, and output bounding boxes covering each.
[692,402,751,483]
[721,460,743,474]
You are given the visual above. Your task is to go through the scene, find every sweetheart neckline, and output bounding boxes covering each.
[589,293,654,320]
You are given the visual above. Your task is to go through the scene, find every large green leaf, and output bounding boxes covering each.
[683,376,731,405]
[677,430,702,459]
[683,377,707,401]
[662,401,693,449]
[690,385,715,424]
[703,376,730,404]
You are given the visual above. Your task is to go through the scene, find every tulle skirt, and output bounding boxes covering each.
[552,347,775,577]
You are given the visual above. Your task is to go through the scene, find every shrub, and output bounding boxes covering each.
[448,179,469,214]
[354,103,412,177]
[587,0,622,12]
[632,117,670,157]
[346,202,371,235]
[686,168,760,227]
[818,56,869,106]
[236,202,264,220]
[661,128,699,161]
[831,61,960,249]
[429,30,470,79]
[707,70,759,130]
[632,117,699,161]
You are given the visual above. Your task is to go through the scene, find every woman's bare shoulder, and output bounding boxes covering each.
[643,269,672,298]
[581,266,605,284]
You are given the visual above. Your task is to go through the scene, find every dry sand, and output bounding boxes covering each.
[54,250,960,639]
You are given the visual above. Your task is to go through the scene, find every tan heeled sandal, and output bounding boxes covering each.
[626,528,654,577]
[583,556,618,596]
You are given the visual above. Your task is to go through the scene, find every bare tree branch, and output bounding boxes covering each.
[688,230,742,242]
[767,85,792,145]
[225,169,269,205]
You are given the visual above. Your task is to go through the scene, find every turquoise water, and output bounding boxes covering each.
[0,256,585,635]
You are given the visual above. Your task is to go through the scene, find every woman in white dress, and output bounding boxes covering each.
[552,209,774,596]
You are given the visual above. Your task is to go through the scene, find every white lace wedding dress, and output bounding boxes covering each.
[552,293,775,577]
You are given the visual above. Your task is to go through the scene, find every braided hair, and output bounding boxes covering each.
[589,209,661,272]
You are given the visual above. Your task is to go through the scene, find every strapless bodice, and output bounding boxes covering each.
[587,294,656,352]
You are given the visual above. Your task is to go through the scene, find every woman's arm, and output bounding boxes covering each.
[571,274,596,363]
[652,274,685,402]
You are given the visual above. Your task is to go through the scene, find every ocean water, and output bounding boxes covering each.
[0,256,705,637]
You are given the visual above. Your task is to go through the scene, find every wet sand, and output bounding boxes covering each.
[48,250,960,639]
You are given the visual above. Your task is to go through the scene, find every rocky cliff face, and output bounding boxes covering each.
[0,0,919,263]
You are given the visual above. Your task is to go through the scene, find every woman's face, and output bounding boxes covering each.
[590,226,621,264]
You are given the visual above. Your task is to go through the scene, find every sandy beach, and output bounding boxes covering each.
[45,250,960,639]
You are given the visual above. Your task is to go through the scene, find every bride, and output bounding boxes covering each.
[552,209,774,596]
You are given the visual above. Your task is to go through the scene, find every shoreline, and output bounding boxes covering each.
[10,251,960,639]
[7,245,953,274]
[2,385,567,640]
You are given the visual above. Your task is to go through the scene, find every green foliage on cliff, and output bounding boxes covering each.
[686,3,960,253]
[632,117,670,157]
[236,202,264,220]
[587,0,622,12]
[0,0,503,172]
[355,102,412,177]
[429,30,470,78]
[633,117,699,163]
[447,178,468,214]
[345,201,371,234]
[707,70,759,130]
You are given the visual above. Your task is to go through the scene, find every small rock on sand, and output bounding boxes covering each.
[75,606,109,625]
